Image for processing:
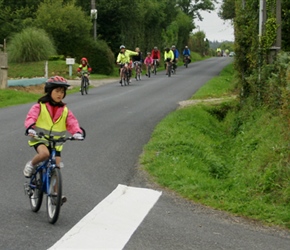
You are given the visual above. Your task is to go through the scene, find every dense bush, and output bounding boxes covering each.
[7,27,56,63]
[75,39,115,75]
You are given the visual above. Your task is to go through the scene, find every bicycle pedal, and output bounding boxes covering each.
[61,196,67,206]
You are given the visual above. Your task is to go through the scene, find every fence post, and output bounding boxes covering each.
[0,43,8,89]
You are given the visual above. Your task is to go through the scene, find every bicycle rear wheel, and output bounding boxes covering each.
[137,66,141,81]
[127,74,130,85]
[123,76,127,86]
[29,170,43,212]
[47,168,62,224]
[168,64,171,77]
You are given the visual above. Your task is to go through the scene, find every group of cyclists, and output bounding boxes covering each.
[116,45,192,84]
[74,44,192,87]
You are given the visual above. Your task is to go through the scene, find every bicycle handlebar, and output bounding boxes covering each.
[25,123,86,142]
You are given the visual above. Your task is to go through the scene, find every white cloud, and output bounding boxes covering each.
[194,8,234,42]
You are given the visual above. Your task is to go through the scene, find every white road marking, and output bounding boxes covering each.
[48,184,162,250]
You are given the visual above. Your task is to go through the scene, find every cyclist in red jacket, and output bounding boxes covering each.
[151,46,160,66]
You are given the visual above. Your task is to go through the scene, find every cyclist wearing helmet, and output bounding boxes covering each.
[77,57,92,84]
[164,47,174,74]
[116,45,138,84]
[182,45,191,64]
[171,45,179,71]
[23,76,84,183]
[151,46,160,68]
[144,52,153,77]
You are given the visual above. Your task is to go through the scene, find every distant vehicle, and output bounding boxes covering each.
[229,52,235,57]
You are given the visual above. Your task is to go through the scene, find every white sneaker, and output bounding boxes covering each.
[23,161,35,178]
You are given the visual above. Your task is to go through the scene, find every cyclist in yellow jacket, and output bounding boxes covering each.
[23,76,84,179]
[116,45,138,84]
[164,47,174,75]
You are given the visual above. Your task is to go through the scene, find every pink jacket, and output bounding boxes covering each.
[25,102,82,135]
[144,56,153,65]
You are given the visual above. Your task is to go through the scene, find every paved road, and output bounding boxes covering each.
[1,57,289,250]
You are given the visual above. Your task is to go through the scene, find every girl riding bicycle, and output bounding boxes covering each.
[23,76,84,180]
[144,52,153,77]
[77,57,92,85]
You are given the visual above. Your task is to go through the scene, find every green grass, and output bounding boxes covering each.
[0,86,82,108]
[192,63,237,99]
[0,89,41,108]
[8,60,119,80]
[140,63,290,230]
[0,60,118,107]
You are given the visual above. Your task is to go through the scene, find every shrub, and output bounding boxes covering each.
[75,39,115,75]
[7,27,56,63]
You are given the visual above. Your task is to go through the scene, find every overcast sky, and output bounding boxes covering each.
[194,5,234,42]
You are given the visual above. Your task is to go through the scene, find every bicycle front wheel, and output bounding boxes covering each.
[84,79,89,95]
[47,168,62,224]
[30,170,43,212]
[80,79,84,95]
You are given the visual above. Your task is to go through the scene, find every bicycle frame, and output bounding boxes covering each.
[29,149,56,197]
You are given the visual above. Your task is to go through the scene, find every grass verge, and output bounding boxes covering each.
[140,63,290,230]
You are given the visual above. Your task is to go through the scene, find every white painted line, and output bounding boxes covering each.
[48,184,162,250]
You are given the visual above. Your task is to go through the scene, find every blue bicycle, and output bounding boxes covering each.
[24,125,86,224]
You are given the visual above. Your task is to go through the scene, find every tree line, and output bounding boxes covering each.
[0,0,218,74]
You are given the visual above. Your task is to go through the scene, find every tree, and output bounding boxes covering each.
[189,31,207,56]
[177,0,216,20]
[219,0,235,20]
[176,11,195,49]
[34,0,92,56]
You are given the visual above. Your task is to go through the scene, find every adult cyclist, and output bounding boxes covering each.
[151,46,160,71]
[116,45,138,84]
[182,46,191,65]
[164,47,174,75]
[171,45,179,72]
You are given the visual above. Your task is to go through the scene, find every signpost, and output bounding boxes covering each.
[66,58,75,77]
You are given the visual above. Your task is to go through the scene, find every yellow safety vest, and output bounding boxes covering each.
[28,102,68,151]
[79,65,89,72]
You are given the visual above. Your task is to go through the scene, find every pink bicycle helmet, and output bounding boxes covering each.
[45,76,70,96]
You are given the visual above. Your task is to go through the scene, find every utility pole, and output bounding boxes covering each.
[275,0,281,50]
[91,0,97,40]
